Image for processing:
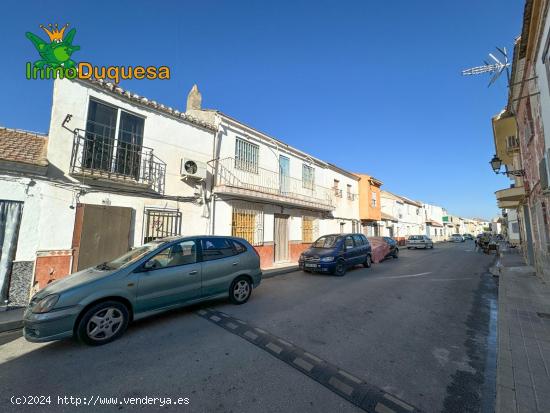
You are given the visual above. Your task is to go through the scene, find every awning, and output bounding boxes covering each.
[426,220,443,227]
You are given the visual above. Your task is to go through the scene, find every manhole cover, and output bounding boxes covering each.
[537,312,550,319]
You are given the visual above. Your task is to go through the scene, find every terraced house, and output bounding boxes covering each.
[0,79,361,307]
[185,86,360,269]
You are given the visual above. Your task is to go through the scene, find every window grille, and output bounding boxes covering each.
[235,138,259,173]
[302,216,318,242]
[231,203,264,246]
[144,209,182,243]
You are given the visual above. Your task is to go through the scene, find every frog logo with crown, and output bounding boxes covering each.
[26,23,80,69]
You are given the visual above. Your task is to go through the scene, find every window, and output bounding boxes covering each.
[371,191,377,208]
[235,138,259,173]
[340,222,345,233]
[144,209,182,243]
[344,236,354,249]
[146,240,197,269]
[84,100,144,180]
[116,111,144,179]
[232,240,247,253]
[334,180,342,197]
[302,216,317,243]
[352,234,364,246]
[201,238,237,261]
[84,100,117,172]
[313,235,340,248]
[302,164,315,190]
[346,184,353,200]
[231,204,264,246]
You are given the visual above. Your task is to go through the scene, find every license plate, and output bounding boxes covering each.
[305,263,317,268]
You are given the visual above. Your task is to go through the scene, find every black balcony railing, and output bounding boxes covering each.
[70,129,166,194]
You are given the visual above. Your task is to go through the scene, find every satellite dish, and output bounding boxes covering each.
[184,160,198,174]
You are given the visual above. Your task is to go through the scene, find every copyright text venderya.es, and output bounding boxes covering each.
[10,395,191,407]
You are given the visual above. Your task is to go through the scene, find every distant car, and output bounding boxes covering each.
[406,235,434,249]
[24,236,262,345]
[463,234,474,240]
[450,234,465,243]
[299,233,372,276]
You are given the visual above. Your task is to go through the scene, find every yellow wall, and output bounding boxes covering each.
[356,174,382,221]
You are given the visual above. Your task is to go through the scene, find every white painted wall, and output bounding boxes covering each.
[12,78,217,257]
[213,115,360,244]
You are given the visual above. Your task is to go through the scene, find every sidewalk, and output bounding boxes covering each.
[495,246,550,413]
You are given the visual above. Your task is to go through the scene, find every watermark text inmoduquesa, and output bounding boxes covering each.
[25,23,170,83]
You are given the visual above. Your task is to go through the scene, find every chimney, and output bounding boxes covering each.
[186,84,202,112]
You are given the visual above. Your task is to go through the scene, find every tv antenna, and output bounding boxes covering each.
[462,47,511,87]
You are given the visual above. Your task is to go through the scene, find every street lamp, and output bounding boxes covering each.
[489,155,525,177]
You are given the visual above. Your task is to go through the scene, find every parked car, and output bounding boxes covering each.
[383,237,399,258]
[368,236,399,260]
[450,234,465,242]
[406,235,434,249]
[463,233,474,240]
[24,236,262,345]
[299,233,372,276]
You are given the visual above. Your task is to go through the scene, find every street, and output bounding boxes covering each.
[0,242,497,413]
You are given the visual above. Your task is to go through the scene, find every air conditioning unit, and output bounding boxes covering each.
[180,158,207,180]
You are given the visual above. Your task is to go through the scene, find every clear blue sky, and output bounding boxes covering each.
[0,0,523,219]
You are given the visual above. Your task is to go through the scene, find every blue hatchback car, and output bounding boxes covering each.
[299,233,372,276]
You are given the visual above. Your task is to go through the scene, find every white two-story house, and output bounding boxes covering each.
[380,190,425,239]
[186,86,360,268]
[0,78,217,305]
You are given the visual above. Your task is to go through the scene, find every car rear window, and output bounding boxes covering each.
[408,235,423,240]
[201,238,237,261]
[232,240,247,254]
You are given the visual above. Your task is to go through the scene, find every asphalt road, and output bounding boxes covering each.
[0,242,497,413]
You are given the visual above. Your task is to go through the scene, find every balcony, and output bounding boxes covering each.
[492,111,518,165]
[70,129,166,194]
[214,157,335,211]
[495,186,525,209]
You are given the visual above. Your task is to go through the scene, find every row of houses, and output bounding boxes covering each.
[0,78,487,307]
[489,0,550,282]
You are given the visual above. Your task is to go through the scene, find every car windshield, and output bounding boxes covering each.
[312,235,340,248]
[101,241,165,270]
[408,236,423,240]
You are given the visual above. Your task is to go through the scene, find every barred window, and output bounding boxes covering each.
[302,216,318,243]
[144,209,182,243]
[235,138,259,173]
[302,164,315,189]
[231,204,264,246]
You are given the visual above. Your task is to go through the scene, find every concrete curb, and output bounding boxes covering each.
[263,266,299,279]
[0,307,24,333]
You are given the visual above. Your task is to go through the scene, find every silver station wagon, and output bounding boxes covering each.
[24,236,262,345]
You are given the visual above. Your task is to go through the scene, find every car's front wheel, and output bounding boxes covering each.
[363,254,372,268]
[229,276,252,304]
[76,301,129,346]
[333,260,347,276]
